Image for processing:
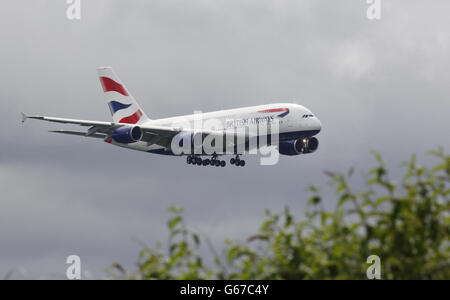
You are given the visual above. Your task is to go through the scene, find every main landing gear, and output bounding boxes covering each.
[186,155,246,167]
[230,155,245,167]
[186,155,226,167]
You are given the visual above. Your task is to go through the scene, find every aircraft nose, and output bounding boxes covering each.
[314,117,322,133]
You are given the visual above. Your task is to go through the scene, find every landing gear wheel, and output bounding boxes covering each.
[215,160,221,167]
[220,160,226,167]
[202,160,208,166]
[232,155,242,166]
[187,156,192,164]
[196,158,202,166]
[205,159,210,165]
[240,160,246,167]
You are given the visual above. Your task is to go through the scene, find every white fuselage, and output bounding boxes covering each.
[111,103,322,155]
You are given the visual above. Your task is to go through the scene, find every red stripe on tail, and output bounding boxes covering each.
[119,110,143,124]
[99,77,129,96]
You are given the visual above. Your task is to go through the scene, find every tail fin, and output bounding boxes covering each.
[96,67,150,124]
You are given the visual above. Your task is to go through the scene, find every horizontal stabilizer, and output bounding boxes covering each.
[49,130,106,139]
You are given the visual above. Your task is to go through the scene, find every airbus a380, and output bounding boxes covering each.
[21,67,322,167]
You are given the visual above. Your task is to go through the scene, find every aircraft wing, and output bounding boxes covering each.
[21,112,245,149]
[21,112,114,127]
[139,125,246,149]
[49,130,107,139]
[21,112,179,144]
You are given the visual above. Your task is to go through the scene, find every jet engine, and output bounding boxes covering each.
[278,137,319,156]
[110,126,143,144]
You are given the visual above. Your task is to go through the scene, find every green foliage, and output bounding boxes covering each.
[109,149,450,279]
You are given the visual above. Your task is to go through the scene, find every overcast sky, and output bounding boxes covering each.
[0,0,449,279]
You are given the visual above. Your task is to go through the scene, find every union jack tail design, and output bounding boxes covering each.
[96,67,150,124]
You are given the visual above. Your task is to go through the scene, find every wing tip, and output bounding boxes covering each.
[20,112,28,123]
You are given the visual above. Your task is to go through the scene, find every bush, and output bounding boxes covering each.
[108,149,450,279]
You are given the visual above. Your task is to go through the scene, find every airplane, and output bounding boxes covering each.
[21,67,322,167]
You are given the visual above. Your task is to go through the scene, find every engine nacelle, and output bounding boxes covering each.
[303,136,319,153]
[278,137,319,156]
[111,126,143,144]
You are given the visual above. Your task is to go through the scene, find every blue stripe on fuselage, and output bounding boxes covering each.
[278,111,289,118]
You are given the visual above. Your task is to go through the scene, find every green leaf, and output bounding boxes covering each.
[338,193,351,207]
[375,196,389,206]
[168,216,182,230]
[168,206,183,214]
[308,196,321,206]
[192,233,200,246]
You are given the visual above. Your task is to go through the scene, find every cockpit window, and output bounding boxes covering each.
[302,114,314,118]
